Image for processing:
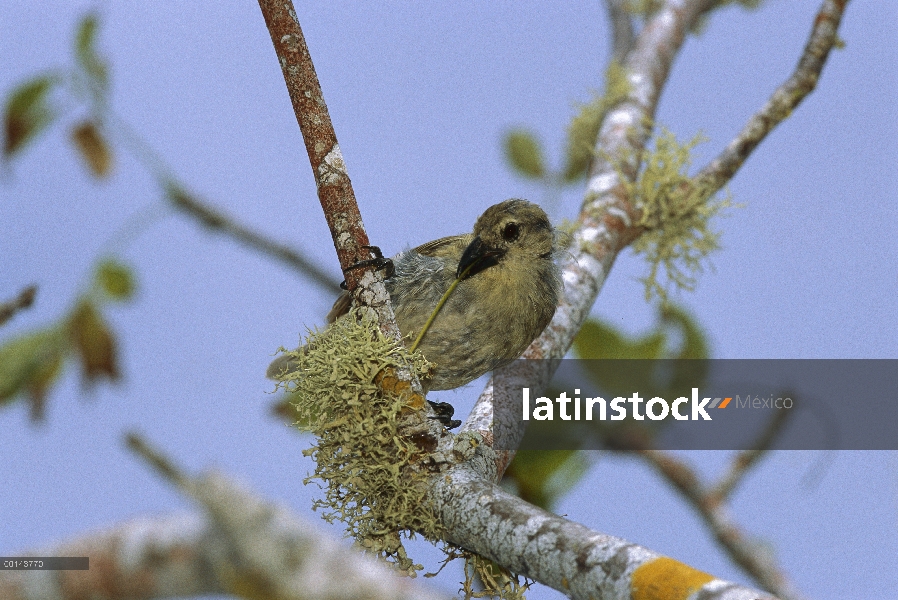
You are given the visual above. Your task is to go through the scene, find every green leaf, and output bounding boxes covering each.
[661,303,708,360]
[502,450,587,510]
[503,129,546,179]
[75,13,109,92]
[0,327,67,414]
[95,259,135,301]
[573,319,664,360]
[3,75,60,159]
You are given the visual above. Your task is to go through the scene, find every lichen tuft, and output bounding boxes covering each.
[276,308,438,575]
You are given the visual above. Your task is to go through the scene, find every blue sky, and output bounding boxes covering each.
[2,2,896,598]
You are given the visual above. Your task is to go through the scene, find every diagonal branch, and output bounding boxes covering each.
[708,405,794,504]
[256,1,397,337]
[168,188,340,292]
[0,435,451,600]
[639,449,804,600]
[256,0,442,443]
[0,285,37,327]
[695,0,848,194]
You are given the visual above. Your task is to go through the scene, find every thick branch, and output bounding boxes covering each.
[432,464,777,600]
[0,437,450,600]
[605,0,636,63]
[695,0,848,193]
[456,1,848,596]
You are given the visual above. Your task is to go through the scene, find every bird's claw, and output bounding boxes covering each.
[428,400,461,429]
[340,246,396,290]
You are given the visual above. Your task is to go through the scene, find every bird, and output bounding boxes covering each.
[267,199,562,394]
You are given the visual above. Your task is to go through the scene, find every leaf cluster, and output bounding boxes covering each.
[3,13,113,177]
[0,260,135,420]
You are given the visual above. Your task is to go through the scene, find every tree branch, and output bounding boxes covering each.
[256,1,400,336]
[0,435,451,600]
[432,463,778,600]
[707,406,793,504]
[605,0,636,63]
[455,1,849,596]
[256,0,443,447]
[168,188,340,292]
[639,449,804,600]
[695,0,848,194]
[0,285,37,327]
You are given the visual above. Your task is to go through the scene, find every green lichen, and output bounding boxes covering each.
[432,544,531,600]
[276,308,438,575]
[563,61,632,183]
[621,127,735,302]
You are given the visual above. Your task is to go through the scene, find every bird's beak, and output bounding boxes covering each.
[457,236,504,279]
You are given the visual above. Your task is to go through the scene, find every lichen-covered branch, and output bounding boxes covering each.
[454,1,849,596]
[0,436,451,600]
[695,0,848,194]
[432,463,777,600]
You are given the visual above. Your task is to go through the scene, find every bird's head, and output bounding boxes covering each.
[457,199,555,279]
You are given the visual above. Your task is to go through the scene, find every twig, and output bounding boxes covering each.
[167,188,339,292]
[103,98,340,292]
[639,449,804,600]
[0,285,37,327]
[708,403,794,504]
[695,0,848,194]
[124,431,189,488]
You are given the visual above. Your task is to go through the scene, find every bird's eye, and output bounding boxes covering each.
[502,222,520,242]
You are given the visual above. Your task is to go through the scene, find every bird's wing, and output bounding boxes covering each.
[326,291,352,323]
[412,234,471,258]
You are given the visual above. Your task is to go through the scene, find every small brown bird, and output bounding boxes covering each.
[268,199,561,392]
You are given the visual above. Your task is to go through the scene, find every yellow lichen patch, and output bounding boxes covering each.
[631,556,715,600]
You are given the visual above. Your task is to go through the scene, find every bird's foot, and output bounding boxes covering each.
[340,246,395,289]
[428,399,461,429]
